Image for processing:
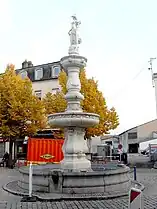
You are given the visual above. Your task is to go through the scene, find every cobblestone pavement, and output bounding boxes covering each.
[0,167,157,208]
[130,168,157,196]
[0,196,157,209]
[128,153,153,168]
[0,199,128,209]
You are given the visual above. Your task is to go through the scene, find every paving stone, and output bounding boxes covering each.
[32,203,38,209]
[41,202,48,209]
[0,197,157,209]
[58,201,68,209]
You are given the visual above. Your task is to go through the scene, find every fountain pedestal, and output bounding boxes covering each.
[48,54,99,171]
[48,19,100,172]
[61,127,91,171]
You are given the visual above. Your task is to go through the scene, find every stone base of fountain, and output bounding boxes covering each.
[9,163,131,198]
[48,166,131,194]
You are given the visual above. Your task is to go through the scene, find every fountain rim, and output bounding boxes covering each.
[60,55,87,62]
[48,111,100,118]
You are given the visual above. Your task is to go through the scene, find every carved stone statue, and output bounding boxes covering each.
[68,15,82,54]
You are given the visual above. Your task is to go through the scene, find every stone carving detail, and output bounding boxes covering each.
[67,103,81,111]
[68,15,82,55]
[66,75,80,90]
[49,113,98,120]
[68,15,81,46]
[66,127,85,136]
[67,128,75,136]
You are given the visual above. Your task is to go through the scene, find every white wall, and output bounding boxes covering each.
[120,133,128,153]
[137,119,157,140]
[32,79,60,99]
[5,142,9,153]
[5,142,15,158]
[87,136,101,153]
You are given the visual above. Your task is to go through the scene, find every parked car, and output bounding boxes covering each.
[141,147,149,155]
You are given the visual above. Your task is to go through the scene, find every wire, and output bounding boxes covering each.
[110,67,146,100]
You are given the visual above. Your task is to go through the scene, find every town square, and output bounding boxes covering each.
[1,1,157,208]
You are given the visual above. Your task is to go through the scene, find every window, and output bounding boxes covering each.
[35,68,43,80]
[19,70,28,79]
[51,66,60,77]
[35,90,42,100]
[52,88,60,94]
[18,147,23,153]
[128,132,137,139]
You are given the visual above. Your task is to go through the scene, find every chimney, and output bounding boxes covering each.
[22,60,28,69]
[22,60,33,68]
[28,61,33,67]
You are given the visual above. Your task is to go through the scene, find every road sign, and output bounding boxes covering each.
[128,187,142,209]
[118,149,123,154]
[118,144,122,150]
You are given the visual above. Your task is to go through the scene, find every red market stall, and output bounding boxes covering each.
[27,138,64,165]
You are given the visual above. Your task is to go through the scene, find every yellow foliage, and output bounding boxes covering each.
[58,70,67,94]
[43,92,67,114]
[0,65,46,139]
[43,69,119,138]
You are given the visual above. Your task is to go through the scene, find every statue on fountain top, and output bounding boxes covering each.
[68,15,82,55]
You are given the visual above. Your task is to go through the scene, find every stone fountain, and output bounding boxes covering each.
[46,15,130,195]
[48,15,99,172]
[5,16,132,199]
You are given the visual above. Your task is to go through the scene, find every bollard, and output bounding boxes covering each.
[21,162,37,202]
[128,187,142,209]
[133,166,137,181]
[119,153,121,162]
[29,162,33,198]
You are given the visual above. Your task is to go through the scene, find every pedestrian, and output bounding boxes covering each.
[2,152,9,167]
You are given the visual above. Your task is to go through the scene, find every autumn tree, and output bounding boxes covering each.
[43,69,119,139]
[0,65,46,167]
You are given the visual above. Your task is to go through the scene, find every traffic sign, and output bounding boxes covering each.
[118,144,122,150]
[128,187,142,209]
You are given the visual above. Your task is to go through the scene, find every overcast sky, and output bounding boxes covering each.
[0,0,157,134]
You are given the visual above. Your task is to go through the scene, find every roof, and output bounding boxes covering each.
[16,60,61,82]
[101,135,119,140]
[16,61,60,71]
[119,118,157,136]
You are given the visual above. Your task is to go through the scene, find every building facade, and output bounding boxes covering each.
[119,119,157,153]
[16,60,61,99]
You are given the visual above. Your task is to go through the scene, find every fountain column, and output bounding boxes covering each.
[48,15,99,171]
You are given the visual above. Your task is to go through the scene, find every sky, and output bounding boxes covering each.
[0,0,157,134]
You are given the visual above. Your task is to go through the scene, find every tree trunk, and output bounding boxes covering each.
[8,140,13,168]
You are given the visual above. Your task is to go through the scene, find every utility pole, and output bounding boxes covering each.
[148,57,157,117]
[148,57,156,87]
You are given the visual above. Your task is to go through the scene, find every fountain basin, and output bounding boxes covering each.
[17,164,131,195]
[49,166,131,194]
[18,164,61,192]
[48,112,99,128]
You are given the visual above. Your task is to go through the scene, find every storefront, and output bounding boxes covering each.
[15,139,27,159]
